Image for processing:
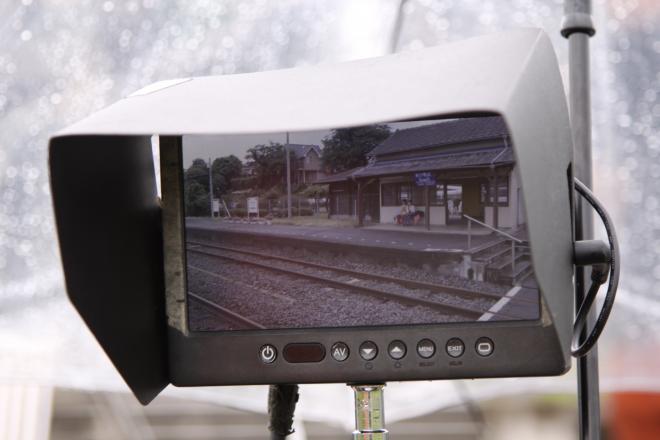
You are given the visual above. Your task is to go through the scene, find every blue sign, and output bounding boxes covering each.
[414,172,436,186]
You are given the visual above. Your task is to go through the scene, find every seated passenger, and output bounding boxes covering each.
[396,199,409,225]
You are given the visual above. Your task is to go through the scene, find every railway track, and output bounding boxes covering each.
[188,291,266,330]
[188,240,536,305]
[186,241,524,320]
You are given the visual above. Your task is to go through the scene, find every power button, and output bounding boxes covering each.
[260,344,277,364]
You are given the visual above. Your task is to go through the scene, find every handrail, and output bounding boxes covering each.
[462,214,525,244]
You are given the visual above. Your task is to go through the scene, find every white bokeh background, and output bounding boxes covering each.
[1,0,659,428]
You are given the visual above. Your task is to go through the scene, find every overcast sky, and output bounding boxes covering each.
[182,120,442,167]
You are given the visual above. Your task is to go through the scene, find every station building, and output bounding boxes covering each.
[318,116,525,231]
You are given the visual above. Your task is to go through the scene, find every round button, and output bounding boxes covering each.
[475,337,494,357]
[388,340,407,360]
[331,342,350,362]
[416,339,436,359]
[260,344,277,364]
[359,341,378,361]
[445,338,465,358]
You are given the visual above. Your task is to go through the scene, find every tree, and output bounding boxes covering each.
[321,124,391,173]
[184,159,210,216]
[211,155,242,196]
[245,142,286,189]
[184,180,210,217]
[186,158,210,187]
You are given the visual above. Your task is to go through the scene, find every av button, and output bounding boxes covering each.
[331,342,350,362]
[260,344,277,364]
[445,338,465,358]
[359,341,378,361]
[388,340,407,360]
[416,339,436,359]
[476,337,494,357]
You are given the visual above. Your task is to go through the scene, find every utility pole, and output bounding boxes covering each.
[208,157,214,217]
[286,132,292,218]
[561,1,599,439]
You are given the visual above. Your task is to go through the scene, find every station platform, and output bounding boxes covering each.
[186,217,498,254]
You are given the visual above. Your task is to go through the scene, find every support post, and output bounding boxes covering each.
[208,157,214,217]
[562,1,599,439]
[425,185,430,230]
[511,240,515,276]
[286,132,292,218]
[351,384,388,440]
[357,180,363,227]
[467,218,472,250]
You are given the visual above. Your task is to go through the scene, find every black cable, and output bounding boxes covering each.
[268,384,300,440]
[571,178,620,357]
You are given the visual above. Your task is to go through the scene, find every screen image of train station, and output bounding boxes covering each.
[317,116,532,287]
[183,116,541,331]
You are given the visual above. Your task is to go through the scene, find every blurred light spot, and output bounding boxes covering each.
[102,1,114,13]
[20,30,32,41]
[222,36,234,49]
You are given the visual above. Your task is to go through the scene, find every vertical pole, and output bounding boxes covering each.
[511,240,515,276]
[425,185,430,230]
[562,2,598,439]
[351,384,388,440]
[357,181,363,226]
[286,132,292,218]
[208,157,214,217]
[467,219,472,250]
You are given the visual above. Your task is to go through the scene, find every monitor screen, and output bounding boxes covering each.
[182,116,541,332]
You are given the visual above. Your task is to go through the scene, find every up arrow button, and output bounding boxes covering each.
[388,340,407,360]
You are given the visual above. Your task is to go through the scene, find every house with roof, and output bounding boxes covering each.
[317,116,525,231]
[286,144,325,185]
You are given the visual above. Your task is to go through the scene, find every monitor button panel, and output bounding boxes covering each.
[262,337,496,365]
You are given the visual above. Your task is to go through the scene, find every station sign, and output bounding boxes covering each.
[414,172,436,186]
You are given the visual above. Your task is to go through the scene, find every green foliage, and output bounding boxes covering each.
[186,158,209,187]
[321,124,391,173]
[245,142,285,189]
[230,176,258,191]
[212,155,242,195]
[183,159,210,216]
[184,180,210,217]
[299,184,328,198]
[262,185,284,200]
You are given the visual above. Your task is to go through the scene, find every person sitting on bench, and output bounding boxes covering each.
[395,199,409,225]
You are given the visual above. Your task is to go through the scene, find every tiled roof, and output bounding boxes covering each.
[370,116,509,157]
[287,143,321,159]
[353,146,514,178]
[315,165,365,184]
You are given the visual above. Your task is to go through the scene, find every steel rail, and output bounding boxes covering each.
[187,246,520,320]
[187,240,537,305]
[188,290,266,330]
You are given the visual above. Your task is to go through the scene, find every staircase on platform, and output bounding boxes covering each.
[464,215,533,286]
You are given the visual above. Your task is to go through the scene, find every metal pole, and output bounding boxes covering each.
[208,157,214,217]
[351,384,388,440]
[511,240,515,275]
[286,132,292,218]
[467,219,472,250]
[561,2,599,439]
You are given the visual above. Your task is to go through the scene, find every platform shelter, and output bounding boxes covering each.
[318,116,526,231]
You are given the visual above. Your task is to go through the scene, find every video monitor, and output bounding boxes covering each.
[179,116,541,334]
